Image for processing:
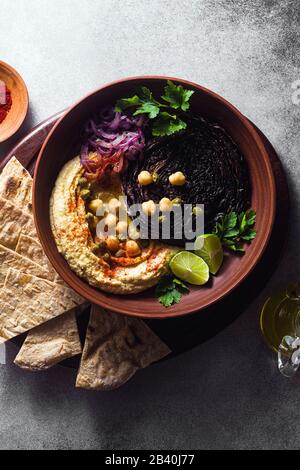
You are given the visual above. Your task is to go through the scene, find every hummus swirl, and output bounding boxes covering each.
[50,157,173,295]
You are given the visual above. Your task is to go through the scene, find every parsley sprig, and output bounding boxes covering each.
[214,209,257,253]
[155,274,190,308]
[115,81,194,137]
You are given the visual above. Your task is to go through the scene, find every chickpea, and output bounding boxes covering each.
[169,172,186,186]
[116,220,128,236]
[125,240,141,258]
[104,213,118,229]
[106,236,120,254]
[142,200,157,216]
[108,198,121,213]
[138,171,153,186]
[89,199,104,215]
[159,197,173,212]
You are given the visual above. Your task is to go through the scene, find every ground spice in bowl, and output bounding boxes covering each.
[0,83,12,124]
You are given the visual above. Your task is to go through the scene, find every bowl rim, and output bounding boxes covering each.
[0,60,29,143]
[33,75,277,319]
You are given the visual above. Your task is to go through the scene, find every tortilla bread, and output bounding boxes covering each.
[0,244,57,287]
[0,268,84,342]
[0,159,67,284]
[14,309,82,370]
[0,157,33,214]
[0,159,84,361]
[15,234,63,284]
[0,196,37,250]
[76,305,171,391]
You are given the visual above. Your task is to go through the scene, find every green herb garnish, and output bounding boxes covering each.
[155,274,190,308]
[214,209,257,253]
[115,81,194,137]
[152,112,187,137]
[161,80,195,112]
[152,172,160,183]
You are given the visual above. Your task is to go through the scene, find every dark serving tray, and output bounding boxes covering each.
[0,112,290,367]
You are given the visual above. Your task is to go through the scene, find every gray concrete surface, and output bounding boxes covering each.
[0,0,299,450]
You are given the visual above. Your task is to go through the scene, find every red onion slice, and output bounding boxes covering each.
[80,108,146,181]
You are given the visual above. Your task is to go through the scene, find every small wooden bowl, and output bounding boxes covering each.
[0,61,29,143]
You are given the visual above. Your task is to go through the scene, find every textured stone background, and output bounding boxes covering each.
[0,0,299,450]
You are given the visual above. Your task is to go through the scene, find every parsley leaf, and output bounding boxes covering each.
[139,86,162,106]
[116,87,160,119]
[152,112,187,137]
[155,274,174,296]
[214,209,257,253]
[115,95,142,112]
[162,80,195,112]
[134,102,160,119]
[158,289,182,307]
[241,229,257,241]
[155,274,190,308]
[173,278,190,292]
[114,81,194,137]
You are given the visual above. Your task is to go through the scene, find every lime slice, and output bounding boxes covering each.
[169,251,209,286]
[194,234,223,275]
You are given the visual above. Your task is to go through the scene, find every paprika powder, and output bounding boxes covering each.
[0,85,12,124]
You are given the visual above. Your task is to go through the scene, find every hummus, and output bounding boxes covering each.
[50,157,174,295]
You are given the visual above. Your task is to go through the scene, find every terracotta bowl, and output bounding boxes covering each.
[33,76,276,319]
[0,61,29,143]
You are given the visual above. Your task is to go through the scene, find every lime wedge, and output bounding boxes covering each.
[169,251,209,286]
[194,234,223,275]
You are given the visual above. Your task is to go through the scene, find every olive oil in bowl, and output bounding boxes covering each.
[260,283,300,353]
